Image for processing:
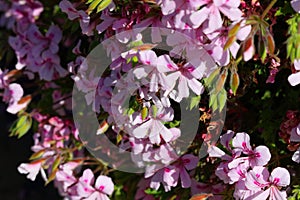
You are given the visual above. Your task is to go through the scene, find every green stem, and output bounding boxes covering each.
[261,0,277,19]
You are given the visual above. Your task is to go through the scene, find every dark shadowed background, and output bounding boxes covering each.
[0,103,60,200]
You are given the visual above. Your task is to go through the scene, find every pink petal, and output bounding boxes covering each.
[18,162,42,181]
[189,7,210,28]
[291,0,300,13]
[213,0,225,7]
[95,175,114,195]
[292,147,300,163]
[182,154,199,170]
[177,77,189,100]
[220,130,234,150]
[132,119,152,138]
[187,79,204,95]
[270,167,290,187]
[270,186,287,200]
[154,120,173,143]
[288,72,300,86]
[294,59,300,70]
[163,166,179,187]
[251,146,271,167]
[245,166,270,191]
[208,145,226,158]
[206,8,223,33]
[157,54,178,73]
[219,7,242,21]
[232,132,252,152]
[180,168,191,188]
[245,188,270,200]
[79,169,95,185]
[138,50,158,66]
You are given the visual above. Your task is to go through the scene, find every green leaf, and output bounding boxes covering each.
[29,149,45,160]
[97,0,112,13]
[87,0,112,14]
[204,68,220,88]
[217,88,227,112]
[17,116,32,138]
[144,188,163,195]
[9,114,32,138]
[189,95,201,110]
[230,70,240,96]
[52,155,62,172]
[169,120,180,128]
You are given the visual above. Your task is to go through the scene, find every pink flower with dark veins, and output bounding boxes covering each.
[76,169,114,200]
[244,167,290,200]
[132,105,176,144]
[157,54,204,102]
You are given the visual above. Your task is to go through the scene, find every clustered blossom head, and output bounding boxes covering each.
[17,112,80,181]
[56,167,114,199]
[9,24,68,80]
[208,130,290,199]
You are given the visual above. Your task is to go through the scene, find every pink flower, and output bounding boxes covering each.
[205,22,250,66]
[190,0,242,33]
[228,132,271,168]
[76,169,114,199]
[132,106,176,144]
[157,54,204,102]
[55,162,79,196]
[17,161,43,181]
[244,167,290,200]
[163,154,199,188]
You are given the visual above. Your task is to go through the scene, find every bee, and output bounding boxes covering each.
[135,95,144,105]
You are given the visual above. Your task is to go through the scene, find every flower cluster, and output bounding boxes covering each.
[208,130,290,199]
